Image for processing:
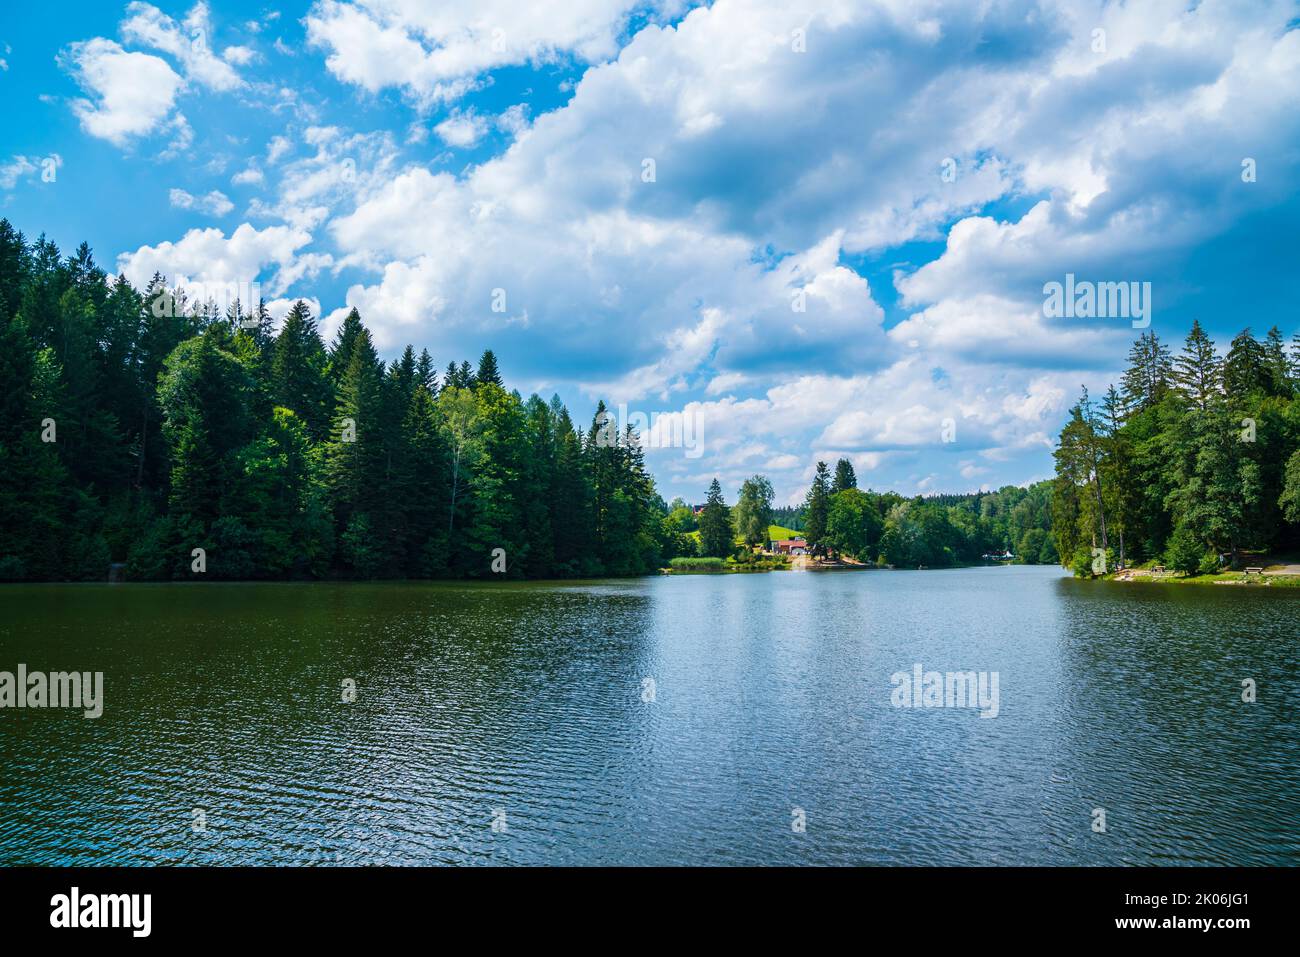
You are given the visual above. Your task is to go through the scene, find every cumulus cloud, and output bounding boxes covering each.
[120,1,243,91]
[303,0,672,106]
[62,38,183,145]
[60,2,253,147]
[116,223,330,298]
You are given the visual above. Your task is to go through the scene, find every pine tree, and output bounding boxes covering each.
[328,308,366,384]
[1053,387,1109,556]
[1223,328,1269,401]
[476,349,503,388]
[697,478,733,558]
[1172,319,1222,413]
[550,398,593,572]
[832,458,857,493]
[1262,326,1292,397]
[1120,331,1173,413]
[803,461,832,554]
[272,300,332,440]
[399,381,450,575]
[415,348,437,393]
[326,327,386,567]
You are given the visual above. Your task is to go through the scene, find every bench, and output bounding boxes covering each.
[1151,565,1165,573]
[1244,566,1264,575]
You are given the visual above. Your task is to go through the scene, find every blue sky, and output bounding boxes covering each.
[2,0,1298,505]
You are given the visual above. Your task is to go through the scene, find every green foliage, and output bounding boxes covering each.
[1164,522,1204,576]
[733,474,774,551]
[669,556,726,569]
[832,457,857,493]
[803,461,831,553]
[1056,322,1300,572]
[825,488,882,561]
[0,220,673,582]
[697,478,733,558]
[776,482,1054,567]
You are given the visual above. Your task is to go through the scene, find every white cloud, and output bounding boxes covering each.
[168,187,235,216]
[116,223,328,298]
[495,104,531,136]
[223,45,256,66]
[61,3,253,147]
[62,38,183,145]
[303,0,671,107]
[433,110,489,148]
[231,165,263,186]
[0,156,43,189]
[120,1,243,91]
[266,135,292,164]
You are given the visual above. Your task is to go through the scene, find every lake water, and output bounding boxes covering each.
[1,565,1296,865]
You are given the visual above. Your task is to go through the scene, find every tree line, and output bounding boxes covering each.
[1052,321,1300,576]
[667,458,1057,568]
[0,220,680,580]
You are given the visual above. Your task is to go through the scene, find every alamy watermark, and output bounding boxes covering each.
[594,403,704,459]
[50,888,150,937]
[0,665,103,718]
[890,663,999,718]
[150,280,262,325]
[1043,273,1151,328]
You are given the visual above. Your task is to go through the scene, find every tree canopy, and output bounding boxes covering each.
[0,221,685,581]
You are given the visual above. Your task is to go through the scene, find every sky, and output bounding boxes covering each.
[1,0,1298,506]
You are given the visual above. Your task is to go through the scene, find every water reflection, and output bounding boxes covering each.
[0,569,1295,865]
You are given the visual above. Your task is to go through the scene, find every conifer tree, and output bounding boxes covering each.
[476,349,503,388]
[803,461,832,553]
[272,300,332,440]
[832,458,857,493]
[697,478,733,558]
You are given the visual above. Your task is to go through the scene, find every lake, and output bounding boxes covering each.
[1,565,1296,865]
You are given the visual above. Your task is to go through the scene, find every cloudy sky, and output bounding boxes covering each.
[2,0,1298,504]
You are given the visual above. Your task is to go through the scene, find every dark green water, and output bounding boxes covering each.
[1,566,1296,865]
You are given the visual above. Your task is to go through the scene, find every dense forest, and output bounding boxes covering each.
[1052,322,1300,576]
[0,220,681,580]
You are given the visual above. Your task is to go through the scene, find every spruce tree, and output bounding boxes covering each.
[272,300,332,440]
[832,458,857,493]
[697,478,733,558]
[1172,319,1222,413]
[803,461,832,553]
[476,349,503,388]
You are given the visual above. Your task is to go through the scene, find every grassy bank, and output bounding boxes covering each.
[1105,559,1300,587]
[1111,572,1300,587]
[663,555,791,574]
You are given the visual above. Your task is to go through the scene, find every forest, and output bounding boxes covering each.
[1052,322,1300,576]
[0,220,677,580]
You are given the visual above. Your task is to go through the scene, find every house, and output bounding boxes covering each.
[772,538,809,556]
